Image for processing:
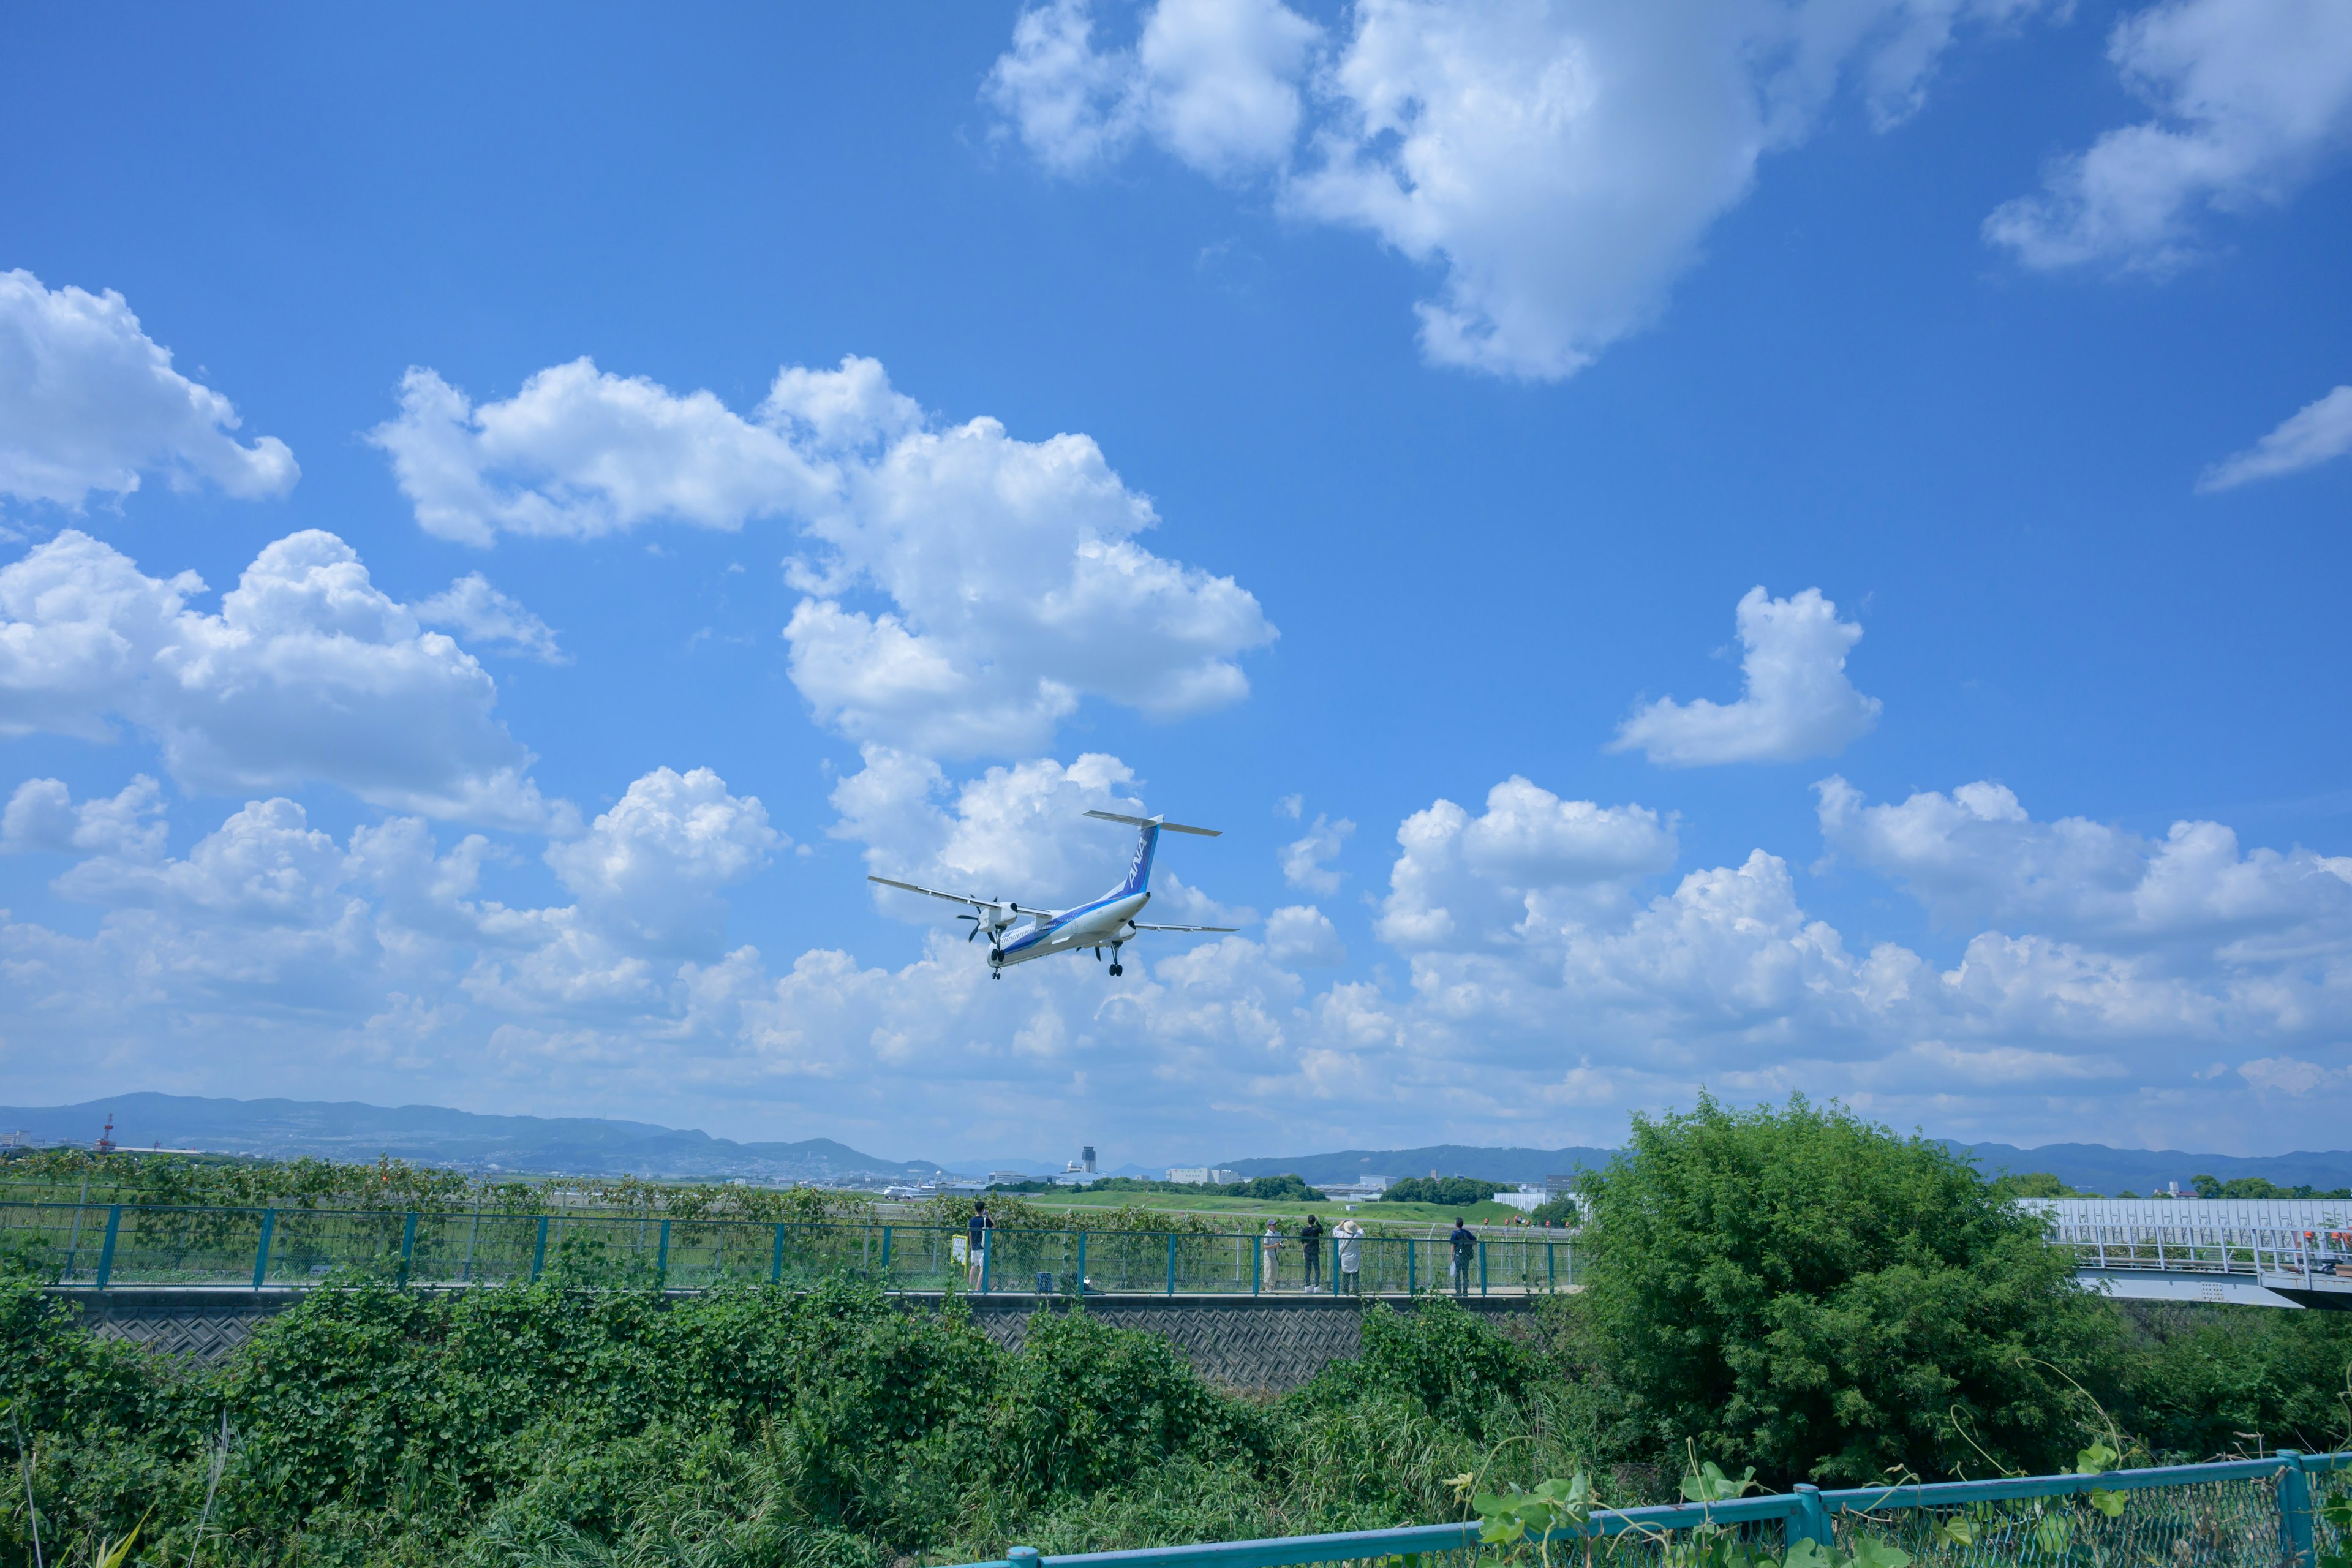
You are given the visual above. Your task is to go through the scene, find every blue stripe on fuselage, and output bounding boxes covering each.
[998,892,1132,954]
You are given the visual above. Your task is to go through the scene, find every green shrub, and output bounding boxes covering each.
[1575,1095,2119,1485]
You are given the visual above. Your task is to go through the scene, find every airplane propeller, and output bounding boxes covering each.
[957,899,1021,946]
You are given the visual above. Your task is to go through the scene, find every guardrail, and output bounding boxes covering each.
[1,1202,1577,1297]
[952,1450,2352,1568]
[2048,1216,2352,1281]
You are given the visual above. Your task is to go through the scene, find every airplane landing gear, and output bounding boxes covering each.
[1108,941,1124,978]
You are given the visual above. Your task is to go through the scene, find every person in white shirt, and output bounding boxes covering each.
[1334,1218,1364,1295]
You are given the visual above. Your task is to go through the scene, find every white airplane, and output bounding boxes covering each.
[868,810,1235,978]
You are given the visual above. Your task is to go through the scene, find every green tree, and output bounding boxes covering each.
[1380,1177,1502,1206]
[1576,1095,2116,1487]
[1989,1171,2095,1199]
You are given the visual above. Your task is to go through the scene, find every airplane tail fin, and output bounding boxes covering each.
[1084,810,1218,899]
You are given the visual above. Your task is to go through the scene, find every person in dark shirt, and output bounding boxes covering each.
[965,1200,992,1290]
[1300,1212,1325,1291]
[1450,1216,1476,1297]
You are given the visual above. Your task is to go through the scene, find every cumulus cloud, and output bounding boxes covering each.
[371,355,1273,758]
[2198,385,2352,491]
[415,573,567,663]
[990,0,2051,379]
[367,360,829,545]
[546,767,782,955]
[1377,775,1677,952]
[0,270,297,507]
[1986,0,2352,271]
[1,775,167,859]
[1610,587,1881,766]
[2239,1055,2344,1096]
[1264,903,1347,966]
[13,760,2352,1153]
[986,0,1322,178]
[1280,812,1353,893]
[1817,774,2352,960]
[0,529,561,827]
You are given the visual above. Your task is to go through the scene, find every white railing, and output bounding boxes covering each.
[2032,1199,2352,1278]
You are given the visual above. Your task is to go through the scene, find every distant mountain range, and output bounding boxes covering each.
[9,1094,2350,1196]
[1225,1140,2352,1195]
[0,1094,951,1184]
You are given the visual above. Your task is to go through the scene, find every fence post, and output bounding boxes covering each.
[1251,1231,1261,1295]
[252,1207,276,1291]
[1479,1239,1488,1295]
[531,1215,548,1281]
[881,1224,893,1279]
[1408,1238,1415,1295]
[981,1232,991,1294]
[656,1219,670,1284]
[1166,1233,1177,1296]
[398,1211,418,1286]
[771,1223,785,1283]
[1008,1549,1040,1568]
[2280,1450,2313,1568]
[1547,1241,1556,1290]
[96,1204,122,1289]
[1792,1485,1832,1550]
[1077,1232,1087,1295]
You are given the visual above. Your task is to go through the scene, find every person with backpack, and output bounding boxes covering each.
[1300,1211,1326,1291]
[1449,1216,1476,1297]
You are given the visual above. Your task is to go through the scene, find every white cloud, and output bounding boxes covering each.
[1,775,167,860]
[1265,903,1347,966]
[2198,385,2352,491]
[546,767,782,956]
[366,360,829,546]
[986,0,1322,179]
[1376,775,1677,952]
[0,529,562,828]
[1817,774,2352,960]
[1610,586,1881,766]
[1280,812,1354,893]
[990,0,2050,379]
[1986,0,2352,271]
[415,573,567,663]
[0,270,298,507]
[2239,1055,2342,1095]
[371,355,1273,758]
[14,761,2352,1155]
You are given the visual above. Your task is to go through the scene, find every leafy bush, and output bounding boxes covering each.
[1575,1095,2118,1486]
[10,1102,2352,1565]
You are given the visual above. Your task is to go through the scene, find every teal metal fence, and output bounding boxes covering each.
[954,1450,2352,1568]
[1,1202,1577,1297]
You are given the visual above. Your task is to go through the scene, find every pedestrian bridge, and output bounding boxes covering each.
[2034,1198,2352,1310]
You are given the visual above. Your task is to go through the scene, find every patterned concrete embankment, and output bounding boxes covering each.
[49,1286,1548,1392]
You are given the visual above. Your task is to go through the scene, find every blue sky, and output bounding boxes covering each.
[3,0,2350,1167]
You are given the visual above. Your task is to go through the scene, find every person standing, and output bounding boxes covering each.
[1449,1216,1476,1298]
[1299,1212,1326,1291]
[1335,1218,1363,1295]
[966,1200,993,1291]
[1259,1218,1283,1290]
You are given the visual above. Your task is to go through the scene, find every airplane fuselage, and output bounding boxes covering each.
[993,891,1150,968]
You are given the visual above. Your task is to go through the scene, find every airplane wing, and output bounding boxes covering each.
[1129,922,1238,932]
[867,875,1003,910]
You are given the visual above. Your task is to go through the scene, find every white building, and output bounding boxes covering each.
[1168,1167,1240,1185]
